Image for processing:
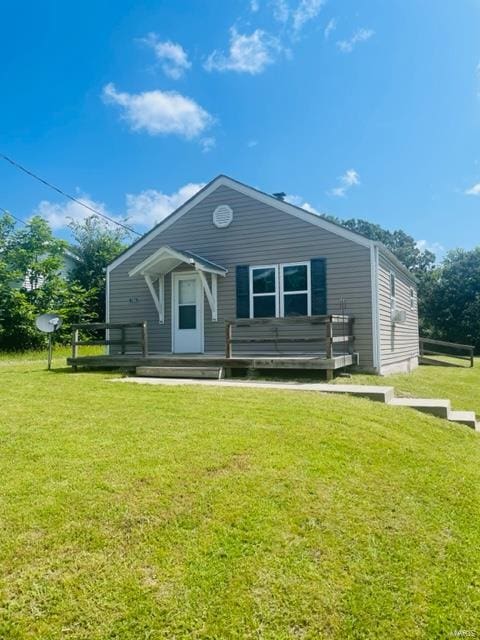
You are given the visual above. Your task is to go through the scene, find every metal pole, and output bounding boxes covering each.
[47,334,52,371]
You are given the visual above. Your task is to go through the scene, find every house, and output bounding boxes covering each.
[105,175,419,375]
[22,249,80,291]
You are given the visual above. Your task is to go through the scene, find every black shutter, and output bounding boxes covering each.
[310,258,327,315]
[236,265,250,318]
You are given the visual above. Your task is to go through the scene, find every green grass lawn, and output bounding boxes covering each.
[0,353,480,639]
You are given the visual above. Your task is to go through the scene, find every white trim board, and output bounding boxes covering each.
[171,271,204,353]
[370,244,381,372]
[107,175,374,274]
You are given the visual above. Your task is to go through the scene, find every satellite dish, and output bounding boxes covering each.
[35,313,63,334]
[35,313,62,370]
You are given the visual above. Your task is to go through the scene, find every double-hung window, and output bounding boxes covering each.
[250,265,278,318]
[249,262,311,318]
[281,262,311,317]
[390,272,396,309]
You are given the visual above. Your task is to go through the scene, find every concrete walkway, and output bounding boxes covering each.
[112,377,478,430]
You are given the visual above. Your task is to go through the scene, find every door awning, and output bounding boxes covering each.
[128,245,227,279]
[128,245,227,323]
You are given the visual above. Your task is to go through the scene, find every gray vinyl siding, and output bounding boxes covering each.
[377,253,419,368]
[108,184,375,368]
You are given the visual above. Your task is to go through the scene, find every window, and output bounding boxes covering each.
[249,262,311,318]
[410,287,415,310]
[390,272,396,309]
[250,265,278,318]
[178,278,197,329]
[281,262,311,317]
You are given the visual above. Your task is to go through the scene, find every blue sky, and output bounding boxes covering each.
[1,0,479,257]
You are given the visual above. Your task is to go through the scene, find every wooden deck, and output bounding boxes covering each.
[67,352,354,372]
[68,316,356,377]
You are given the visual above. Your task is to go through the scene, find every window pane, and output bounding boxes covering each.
[283,265,307,292]
[390,273,396,298]
[252,267,276,294]
[253,295,276,318]
[284,293,308,317]
[179,279,196,304]
[179,305,196,329]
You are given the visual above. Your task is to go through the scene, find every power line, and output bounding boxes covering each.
[0,205,27,226]
[0,152,141,236]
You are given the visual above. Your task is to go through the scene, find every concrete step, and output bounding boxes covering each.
[388,397,451,418]
[318,384,395,403]
[448,410,478,430]
[136,366,225,380]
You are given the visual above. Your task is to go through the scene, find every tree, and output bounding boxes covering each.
[68,216,128,321]
[322,214,439,336]
[0,214,93,350]
[421,248,480,351]
[322,215,436,275]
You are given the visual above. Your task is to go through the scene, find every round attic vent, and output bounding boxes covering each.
[213,204,233,228]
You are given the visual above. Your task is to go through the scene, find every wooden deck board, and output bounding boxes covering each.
[67,353,353,371]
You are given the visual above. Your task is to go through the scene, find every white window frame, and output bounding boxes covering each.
[249,262,312,319]
[249,264,279,319]
[410,287,415,311]
[390,271,396,310]
[280,261,311,317]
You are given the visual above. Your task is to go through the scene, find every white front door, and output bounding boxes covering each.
[172,273,204,353]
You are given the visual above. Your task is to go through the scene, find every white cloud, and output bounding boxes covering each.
[465,182,480,196]
[201,136,216,153]
[272,0,290,23]
[247,139,259,148]
[140,34,191,79]
[285,194,318,213]
[204,28,282,74]
[102,83,213,139]
[125,183,205,228]
[34,184,208,232]
[33,194,119,230]
[324,18,336,40]
[337,28,374,53]
[292,0,324,33]
[416,239,445,258]
[250,0,260,11]
[329,169,360,197]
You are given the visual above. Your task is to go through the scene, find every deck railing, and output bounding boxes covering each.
[419,337,474,368]
[225,315,354,359]
[71,322,148,359]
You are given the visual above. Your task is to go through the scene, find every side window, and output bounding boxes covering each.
[250,266,278,318]
[281,263,310,317]
[390,272,396,308]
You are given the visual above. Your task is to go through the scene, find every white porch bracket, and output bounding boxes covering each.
[130,246,227,325]
[144,273,164,323]
[198,271,218,321]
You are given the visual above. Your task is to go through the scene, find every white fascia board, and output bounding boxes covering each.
[193,262,227,277]
[109,180,228,273]
[128,246,187,278]
[223,177,373,249]
[375,243,417,283]
[108,175,374,274]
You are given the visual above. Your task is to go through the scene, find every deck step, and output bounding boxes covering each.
[388,397,451,418]
[448,410,478,430]
[136,366,225,380]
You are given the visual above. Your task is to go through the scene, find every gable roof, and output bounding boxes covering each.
[107,174,415,281]
[128,245,228,278]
